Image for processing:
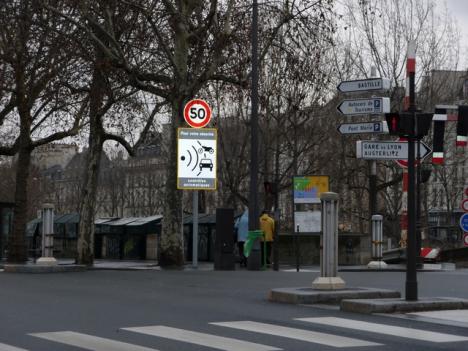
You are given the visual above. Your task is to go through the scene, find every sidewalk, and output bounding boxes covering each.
[0,259,458,272]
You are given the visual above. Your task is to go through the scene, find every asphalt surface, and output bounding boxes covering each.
[1,268,468,350]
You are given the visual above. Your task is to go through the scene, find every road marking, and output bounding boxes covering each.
[409,310,468,324]
[296,317,468,343]
[281,269,319,272]
[122,326,280,351]
[0,342,28,351]
[29,331,159,351]
[210,321,380,348]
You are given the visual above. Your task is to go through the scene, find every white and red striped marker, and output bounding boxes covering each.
[420,247,440,261]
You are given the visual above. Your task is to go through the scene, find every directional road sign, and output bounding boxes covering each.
[338,121,389,135]
[460,213,468,232]
[337,78,391,93]
[356,140,432,160]
[177,128,217,190]
[337,97,390,116]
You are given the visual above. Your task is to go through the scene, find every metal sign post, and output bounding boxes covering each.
[192,191,199,269]
[338,73,390,266]
[179,98,216,269]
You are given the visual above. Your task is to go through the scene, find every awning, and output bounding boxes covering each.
[55,213,79,224]
[126,215,163,226]
[26,218,41,237]
[183,213,216,225]
[126,215,162,235]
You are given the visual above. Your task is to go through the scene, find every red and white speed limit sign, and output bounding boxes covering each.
[184,99,212,128]
[462,199,468,212]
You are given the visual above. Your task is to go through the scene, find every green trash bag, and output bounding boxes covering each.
[244,230,264,257]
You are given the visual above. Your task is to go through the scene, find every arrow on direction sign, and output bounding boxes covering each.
[337,121,389,135]
[337,97,390,116]
[356,140,432,160]
[337,78,391,93]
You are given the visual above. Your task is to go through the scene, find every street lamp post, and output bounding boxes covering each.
[248,0,261,270]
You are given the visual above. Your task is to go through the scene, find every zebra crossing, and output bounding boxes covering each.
[0,315,464,350]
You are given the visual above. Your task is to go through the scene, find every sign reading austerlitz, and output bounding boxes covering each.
[177,128,217,190]
[356,141,432,160]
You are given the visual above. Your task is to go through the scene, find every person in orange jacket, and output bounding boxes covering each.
[259,210,275,265]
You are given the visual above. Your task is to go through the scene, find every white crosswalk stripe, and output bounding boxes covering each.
[211,321,381,348]
[29,331,160,351]
[296,317,468,343]
[122,325,280,351]
[0,342,28,351]
[409,310,468,324]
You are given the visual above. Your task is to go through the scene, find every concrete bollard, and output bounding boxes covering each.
[312,192,346,290]
[368,214,387,269]
[37,203,57,266]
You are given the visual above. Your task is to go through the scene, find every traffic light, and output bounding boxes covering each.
[385,113,413,136]
[385,113,400,135]
[385,112,432,137]
[414,113,433,138]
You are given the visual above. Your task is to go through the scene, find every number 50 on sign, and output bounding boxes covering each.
[184,99,212,128]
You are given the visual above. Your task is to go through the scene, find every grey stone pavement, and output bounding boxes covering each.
[1,260,468,350]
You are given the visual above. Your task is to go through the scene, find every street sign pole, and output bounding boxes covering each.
[416,122,423,268]
[192,190,198,269]
[405,41,418,301]
[369,67,378,264]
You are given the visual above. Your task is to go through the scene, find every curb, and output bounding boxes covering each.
[3,264,87,273]
[269,287,401,305]
[341,297,468,314]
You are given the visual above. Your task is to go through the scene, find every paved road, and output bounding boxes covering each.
[1,268,468,350]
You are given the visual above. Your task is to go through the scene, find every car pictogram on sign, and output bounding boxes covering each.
[199,158,213,172]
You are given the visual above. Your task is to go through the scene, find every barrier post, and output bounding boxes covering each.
[37,203,57,266]
[368,214,387,269]
[312,192,345,290]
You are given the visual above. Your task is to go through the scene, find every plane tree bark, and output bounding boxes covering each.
[0,0,86,263]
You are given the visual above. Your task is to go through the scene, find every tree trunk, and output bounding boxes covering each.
[158,2,189,268]
[76,64,106,266]
[159,98,185,267]
[8,135,32,263]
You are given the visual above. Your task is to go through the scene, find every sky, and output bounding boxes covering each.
[446,0,468,68]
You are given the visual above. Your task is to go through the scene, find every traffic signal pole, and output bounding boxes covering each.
[405,41,418,301]
[248,0,261,270]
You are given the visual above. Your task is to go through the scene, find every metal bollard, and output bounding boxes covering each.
[37,203,57,266]
[312,192,345,290]
[368,214,387,269]
[371,215,383,260]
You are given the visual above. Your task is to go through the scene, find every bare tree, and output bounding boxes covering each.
[328,0,462,242]
[43,0,338,267]
[0,1,86,262]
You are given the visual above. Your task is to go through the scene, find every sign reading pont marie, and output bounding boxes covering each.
[177,128,217,190]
